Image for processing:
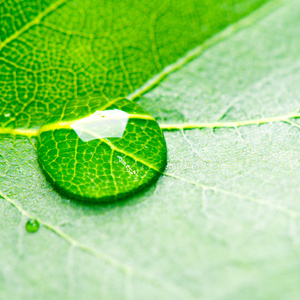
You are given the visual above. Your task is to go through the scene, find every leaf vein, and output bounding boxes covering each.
[0,190,196,299]
[127,0,286,101]
[0,0,70,51]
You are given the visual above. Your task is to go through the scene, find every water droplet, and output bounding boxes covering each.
[37,95,167,202]
[70,109,130,142]
[26,219,40,233]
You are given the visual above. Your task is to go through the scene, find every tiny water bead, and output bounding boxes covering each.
[26,219,40,233]
[37,95,167,202]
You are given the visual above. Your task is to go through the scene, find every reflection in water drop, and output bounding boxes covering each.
[26,219,40,233]
[70,109,129,142]
[37,96,167,203]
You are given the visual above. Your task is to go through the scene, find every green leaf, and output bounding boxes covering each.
[1,0,300,299]
[0,0,266,128]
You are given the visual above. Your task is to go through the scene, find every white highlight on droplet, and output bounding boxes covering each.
[70,109,129,142]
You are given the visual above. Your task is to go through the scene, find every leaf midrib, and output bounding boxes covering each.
[0,111,298,137]
[38,114,155,133]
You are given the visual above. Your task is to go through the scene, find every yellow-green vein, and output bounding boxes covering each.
[127,0,286,101]
[0,0,69,51]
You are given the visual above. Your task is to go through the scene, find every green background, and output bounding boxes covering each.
[1,0,300,299]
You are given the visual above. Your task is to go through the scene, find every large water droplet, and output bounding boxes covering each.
[26,219,40,233]
[37,95,167,202]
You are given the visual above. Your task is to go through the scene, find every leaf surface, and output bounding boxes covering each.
[1,0,300,299]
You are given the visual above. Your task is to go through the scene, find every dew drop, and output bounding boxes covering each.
[26,219,40,233]
[37,95,167,202]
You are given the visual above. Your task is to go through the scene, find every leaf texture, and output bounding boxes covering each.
[1,0,300,299]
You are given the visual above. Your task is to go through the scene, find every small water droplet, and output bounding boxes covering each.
[26,219,40,233]
[37,95,167,202]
